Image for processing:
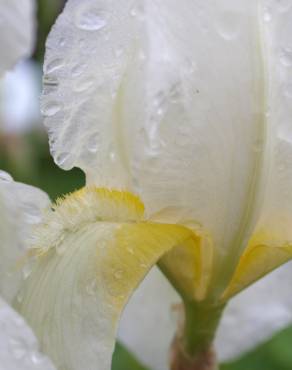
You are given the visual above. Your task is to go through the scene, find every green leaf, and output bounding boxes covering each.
[221,326,292,370]
[112,342,151,370]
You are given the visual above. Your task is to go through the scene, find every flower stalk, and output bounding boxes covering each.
[170,301,225,370]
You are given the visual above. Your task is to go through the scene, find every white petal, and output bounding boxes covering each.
[250,2,292,252]
[42,0,267,268]
[0,171,50,302]
[0,0,36,76]
[119,267,180,370]
[42,0,138,185]
[0,296,56,370]
[215,261,292,362]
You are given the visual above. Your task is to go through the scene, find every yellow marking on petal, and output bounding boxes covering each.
[159,226,214,301]
[102,222,199,309]
[25,186,214,305]
[222,229,292,300]
[30,187,145,254]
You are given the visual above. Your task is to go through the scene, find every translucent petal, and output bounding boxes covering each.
[216,262,292,362]
[119,263,292,369]
[0,296,56,370]
[42,0,267,270]
[0,171,50,303]
[119,267,180,370]
[14,188,198,370]
[244,2,292,270]
[0,0,35,76]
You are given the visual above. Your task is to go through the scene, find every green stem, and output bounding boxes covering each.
[182,300,225,357]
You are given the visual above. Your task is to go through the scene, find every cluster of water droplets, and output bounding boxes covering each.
[41,0,128,173]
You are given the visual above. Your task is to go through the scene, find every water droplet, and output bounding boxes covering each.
[127,247,134,254]
[138,51,146,61]
[278,163,286,172]
[59,37,65,47]
[263,8,272,22]
[114,270,123,279]
[71,63,86,77]
[216,11,241,41]
[86,279,97,296]
[184,60,197,75]
[30,351,45,364]
[22,262,33,280]
[55,152,73,169]
[0,170,13,182]
[76,7,108,31]
[130,4,144,20]
[44,58,64,74]
[109,151,116,162]
[41,101,62,117]
[73,78,94,92]
[43,76,59,93]
[280,47,292,67]
[87,134,100,153]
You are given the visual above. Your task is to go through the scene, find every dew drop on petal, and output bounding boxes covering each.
[71,63,86,77]
[75,6,108,31]
[263,7,272,22]
[280,47,292,67]
[44,58,64,74]
[87,134,100,153]
[86,279,97,296]
[114,270,124,279]
[54,152,73,169]
[22,262,33,280]
[127,247,134,254]
[30,351,45,365]
[59,37,66,47]
[73,78,94,92]
[216,11,241,40]
[41,101,62,117]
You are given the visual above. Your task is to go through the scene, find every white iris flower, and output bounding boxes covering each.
[1,1,292,370]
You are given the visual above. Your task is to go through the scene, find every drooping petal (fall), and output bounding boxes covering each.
[0,296,56,370]
[14,188,199,370]
[42,0,267,279]
[0,0,36,76]
[0,171,50,303]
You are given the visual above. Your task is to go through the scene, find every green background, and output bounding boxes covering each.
[1,1,291,369]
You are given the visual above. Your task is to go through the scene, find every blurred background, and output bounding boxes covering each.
[0,1,291,369]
